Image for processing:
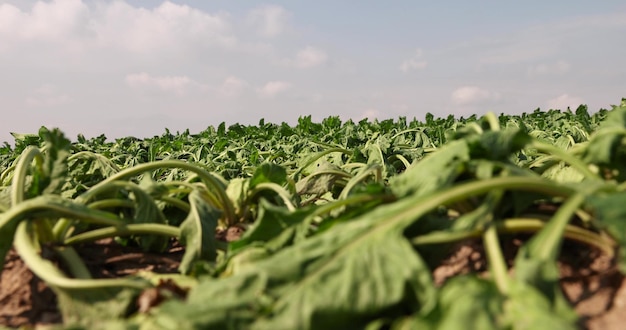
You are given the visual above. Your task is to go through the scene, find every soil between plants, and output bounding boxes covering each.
[1,233,625,329]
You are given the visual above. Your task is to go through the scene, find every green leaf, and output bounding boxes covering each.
[229,199,311,253]
[502,280,578,330]
[583,101,626,168]
[404,276,577,330]
[39,127,72,195]
[411,276,504,330]
[178,190,221,274]
[148,273,271,329]
[225,177,249,218]
[250,163,287,189]
[128,182,169,252]
[390,139,469,198]
[53,285,143,328]
[295,161,345,196]
[155,192,438,329]
[468,129,531,161]
[588,191,626,273]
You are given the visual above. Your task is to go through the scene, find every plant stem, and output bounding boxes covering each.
[53,246,93,279]
[411,218,614,257]
[484,225,510,294]
[1,195,123,233]
[62,223,180,245]
[77,160,236,224]
[14,221,150,290]
[530,140,600,181]
[87,199,135,210]
[10,146,43,205]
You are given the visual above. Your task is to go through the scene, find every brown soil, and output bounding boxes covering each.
[1,230,624,329]
[0,248,61,327]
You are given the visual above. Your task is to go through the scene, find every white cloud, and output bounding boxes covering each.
[451,86,500,105]
[360,108,381,120]
[0,0,88,40]
[400,49,427,73]
[94,1,235,53]
[257,81,292,98]
[528,60,571,76]
[284,46,328,68]
[218,76,249,97]
[247,5,290,38]
[546,94,585,110]
[0,1,235,55]
[25,84,73,107]
[125,72,196,95]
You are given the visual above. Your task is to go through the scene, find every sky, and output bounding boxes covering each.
[1,0,625,145]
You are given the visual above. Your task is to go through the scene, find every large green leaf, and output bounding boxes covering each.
[150,191,439,329]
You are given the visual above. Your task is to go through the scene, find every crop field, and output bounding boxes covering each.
[1,99,626,329]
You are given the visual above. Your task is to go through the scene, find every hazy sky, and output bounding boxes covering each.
[1,0,625,144]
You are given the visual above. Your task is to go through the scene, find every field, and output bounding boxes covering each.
[2,99,626,329]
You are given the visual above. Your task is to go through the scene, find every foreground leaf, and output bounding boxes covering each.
[149,192,440,329]
[54,285,143,329]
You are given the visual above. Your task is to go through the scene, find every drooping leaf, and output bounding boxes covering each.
[127,182,169,252]
[178,190,221,274]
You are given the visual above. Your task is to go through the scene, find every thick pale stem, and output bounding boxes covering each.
[484,225,510,294]
[62,223,180,245]
[14,221,150,290]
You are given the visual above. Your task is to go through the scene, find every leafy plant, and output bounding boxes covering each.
[0,99,624,329]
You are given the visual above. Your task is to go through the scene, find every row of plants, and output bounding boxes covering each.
[0,100,624,329]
